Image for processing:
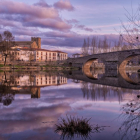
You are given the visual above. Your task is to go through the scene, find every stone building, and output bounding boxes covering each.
[14,37,41,49]
[0,37,68,63]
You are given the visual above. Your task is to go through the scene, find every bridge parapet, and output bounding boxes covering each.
[68,49,140,70]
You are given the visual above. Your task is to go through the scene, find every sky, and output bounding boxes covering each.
[0,0,139,55]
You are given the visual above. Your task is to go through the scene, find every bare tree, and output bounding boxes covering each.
[91,36,98,54]
[0,31,15,65]
[120,5,140,50]
[81,39,89,56]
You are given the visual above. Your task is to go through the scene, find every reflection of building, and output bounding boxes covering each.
[0,72,67,106]
[31,88,40,98]
[36,75,67,86]
[8,74,67,87]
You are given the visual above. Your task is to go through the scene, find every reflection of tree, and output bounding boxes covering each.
[81,82,90,99]
[1,93,14,106]
[0,85,15,106]
[118,95,140,140]
[81,82,123,102]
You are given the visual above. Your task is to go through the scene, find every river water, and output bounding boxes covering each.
[0,70,140,140]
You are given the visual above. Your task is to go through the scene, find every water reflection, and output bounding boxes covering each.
[81,82,122,102]
[126,71,140,84]
[0,70,140,140]
[118,94,140,140]
[0,72,67,106]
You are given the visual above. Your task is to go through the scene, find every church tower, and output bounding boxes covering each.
[31,37,41,49]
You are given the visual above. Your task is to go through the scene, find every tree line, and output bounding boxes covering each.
[81,35,137,56]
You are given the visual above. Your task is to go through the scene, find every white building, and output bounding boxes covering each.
[9,47,68,62]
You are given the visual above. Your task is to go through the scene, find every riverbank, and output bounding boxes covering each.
[0,64,79,71]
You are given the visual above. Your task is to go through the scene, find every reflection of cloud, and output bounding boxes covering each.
[0,103,71,134]
[0,77,136,139]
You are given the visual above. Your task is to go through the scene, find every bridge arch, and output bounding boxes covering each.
[83,58,98,70]
[119,54,140,70]
[83,58,98,79]
[119,54,140,85]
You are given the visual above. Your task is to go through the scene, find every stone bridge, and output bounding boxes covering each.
[65,70,140,90]
[66,49,140,72]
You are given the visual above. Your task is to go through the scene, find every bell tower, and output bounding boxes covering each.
[31,37,41,49]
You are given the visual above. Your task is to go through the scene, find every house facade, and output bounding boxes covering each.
[9,47,67,62]
[0,37,68,63]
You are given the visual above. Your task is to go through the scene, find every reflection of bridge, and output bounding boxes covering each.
[67,49,140,71]
[65,70,140,90]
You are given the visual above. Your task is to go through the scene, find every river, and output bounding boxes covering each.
[0,70,140,140]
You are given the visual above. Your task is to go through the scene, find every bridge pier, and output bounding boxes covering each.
[104,61,118,70]
[104,61,118,76]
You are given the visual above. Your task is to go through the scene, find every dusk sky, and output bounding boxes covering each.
[0,0,139,55]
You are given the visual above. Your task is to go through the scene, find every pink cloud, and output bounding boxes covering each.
[54,0,74,11]
[23,19,72,31]
[34,0,50,7]
[0,0,58,19]
[0,0,72,31]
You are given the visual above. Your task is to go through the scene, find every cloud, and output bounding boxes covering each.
[75,24,94,32]
[0,0,58,19]
[54,0,74,11]
[0,0,72,31]
[66,19,79,24]
[34,0,50,8]
[23,19,72,31]
[0,19,19,27]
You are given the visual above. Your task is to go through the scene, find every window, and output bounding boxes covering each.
[41,52,42,55]
[53,53,56,56]
[37,52,39,55]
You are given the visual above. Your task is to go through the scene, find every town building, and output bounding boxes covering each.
[0,37,68,63]
[14,37,41,49]
[10,47,67,62]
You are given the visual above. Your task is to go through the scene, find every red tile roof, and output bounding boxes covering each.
[11,47,67,54]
